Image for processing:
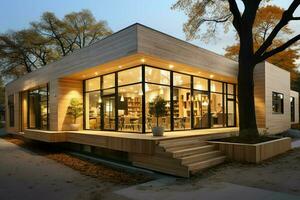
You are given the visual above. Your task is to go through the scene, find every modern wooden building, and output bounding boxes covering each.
[4,24,299,177]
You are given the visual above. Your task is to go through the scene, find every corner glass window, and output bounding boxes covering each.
[8,94,14,127]
[272,92,284,114]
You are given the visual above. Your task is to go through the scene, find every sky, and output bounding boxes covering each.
[0,0,299,56]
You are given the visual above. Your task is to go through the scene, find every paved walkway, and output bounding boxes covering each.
[0,137,115,200]
[115,178,300,200]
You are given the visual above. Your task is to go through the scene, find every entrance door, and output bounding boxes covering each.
[102,95,115,130]
[193,91,209,129]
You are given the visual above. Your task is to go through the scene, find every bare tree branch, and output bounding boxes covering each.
[255,1,300,57]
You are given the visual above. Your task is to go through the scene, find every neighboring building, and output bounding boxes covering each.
[3,24,299,177]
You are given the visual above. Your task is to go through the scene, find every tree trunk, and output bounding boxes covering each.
[238,54,259,137]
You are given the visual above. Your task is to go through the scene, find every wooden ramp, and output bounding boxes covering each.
[130,136,227,177]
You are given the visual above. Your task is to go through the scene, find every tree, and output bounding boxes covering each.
[172,1,300,137]
[225,5,299,81]
[0,9,112,80]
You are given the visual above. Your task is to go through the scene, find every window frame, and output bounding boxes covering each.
[272,92,284,114]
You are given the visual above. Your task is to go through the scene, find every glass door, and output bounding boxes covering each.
[102,95,115,130]
[193,91,209,129]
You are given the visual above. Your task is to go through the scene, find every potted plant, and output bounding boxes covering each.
[149,96,167,136]
[67,98,83,131]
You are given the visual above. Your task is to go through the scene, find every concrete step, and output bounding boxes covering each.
[181,150,223,165]
[171,144,216,158]
[188,156,226,174]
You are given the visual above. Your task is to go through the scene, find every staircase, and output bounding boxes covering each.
[159,137,226,175]
[131,136,226,177]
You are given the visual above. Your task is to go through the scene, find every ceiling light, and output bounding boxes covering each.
[209,74,214,78]
[118,65,123,69]
[95,72,98,75]
[169,64,174,69]
[141,58,145,63]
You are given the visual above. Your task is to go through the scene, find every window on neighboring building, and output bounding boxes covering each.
[291,97,295,122]
[8,94,14,127]
[272,92,284,114]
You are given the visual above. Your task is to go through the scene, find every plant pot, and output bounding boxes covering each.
[152,126,164,136]
[69,124,80,131]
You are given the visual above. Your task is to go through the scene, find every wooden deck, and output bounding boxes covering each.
[24,128,238,177]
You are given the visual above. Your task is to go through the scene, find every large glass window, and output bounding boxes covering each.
[85,91,101,130]
[173,88,191,130]
[118,84,142,132]
[28,85,49,130]
[8,94,14,127]
[83,65,236,133]
[145,84,171,132]
[272,92,284,114]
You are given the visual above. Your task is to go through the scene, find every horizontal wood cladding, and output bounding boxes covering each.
[137,25,238,77]
[254,63,266,128]
[67,132,156,154]
[265,62,291,134]
[209,137,291,163]
[5,25,138,93]
[24,129,67,142]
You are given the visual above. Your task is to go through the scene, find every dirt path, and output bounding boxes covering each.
[0,138,124,200]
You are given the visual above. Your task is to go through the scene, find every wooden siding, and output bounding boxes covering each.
[209,137,291,163]
[264,62,291,134]
[137,25,238,78]
[254,63,266,128]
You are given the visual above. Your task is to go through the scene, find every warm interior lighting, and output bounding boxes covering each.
[98,96,102,103]
[209,74,214,78]
[118,65,123,69]
[159,88,164,95]
[95,72,98,75]
[211,84,216,92]
[141,58,145,63]
[120,95,124,102]
[169,64,174,69]
[138,89,143,96]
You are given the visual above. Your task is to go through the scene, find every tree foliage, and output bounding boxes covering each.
[224,5,299,81]
[173,0,300,135]
[67,98,83,124]
[0,9,112,80]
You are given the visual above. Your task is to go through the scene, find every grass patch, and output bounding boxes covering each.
[213,135,278,144]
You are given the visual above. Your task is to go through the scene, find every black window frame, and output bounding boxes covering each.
[272,92,284,114]
[290,96,295,122]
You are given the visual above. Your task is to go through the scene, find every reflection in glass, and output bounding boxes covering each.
[145,84,170,132]
[193,91,209,128]
[118,67,141,86]
[173,88,191,130]
[173,73,190,88]
[103,95,115,130]
[85,91,101,129]
[85,77,100,91]
[227,100,235,126]
[118,84,142,132]
[211,81,223,93]
[103,74,115,89]
[194,77,208,91]
[145,67,170,85]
